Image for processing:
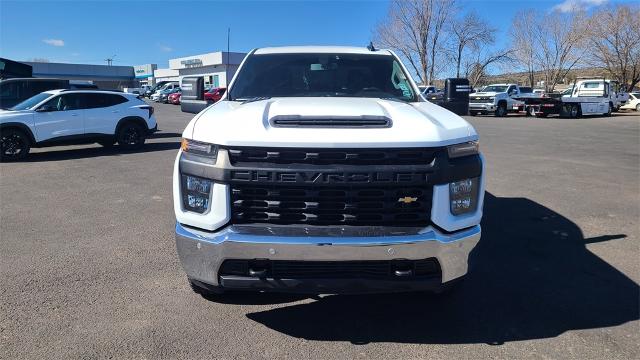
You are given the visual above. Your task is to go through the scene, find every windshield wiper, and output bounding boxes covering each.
[236,96,271,104]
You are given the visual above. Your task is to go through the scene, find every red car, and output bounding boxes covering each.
[168,91,181,105]
[204,87,226,103]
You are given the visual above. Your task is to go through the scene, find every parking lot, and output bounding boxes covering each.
[1,102,638,359]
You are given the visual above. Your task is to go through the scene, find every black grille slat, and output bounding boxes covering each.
[469,98,492,103]
[227,147,440,166]
[226,147,438,226]
[270,117,391,128]
[231,185,432,226]
[219,259,441,279]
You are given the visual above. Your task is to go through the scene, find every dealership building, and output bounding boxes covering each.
[153,51,246,88]
[1,50,246,89]
[22,61,138,89]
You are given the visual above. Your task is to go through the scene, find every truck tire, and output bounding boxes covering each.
[606,102,613,117]
[636,104,639,112]
[527,106,536,117]
[569,104,579,119]
[1,128,31,161]
[116,122,146,149]
[494,102,507,117]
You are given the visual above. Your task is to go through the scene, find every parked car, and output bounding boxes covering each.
[144,81,173,98]
[159,87,180,103]
[151,85,180,103]
[0,78,97,109]
[148,82,179,99]
[0,89,157,161]
[418,85,437,95]
[620,92,640,112]
[168,90,182,105]
[204,87,226,103]
[469,83,525,116]
[174,46,484,297]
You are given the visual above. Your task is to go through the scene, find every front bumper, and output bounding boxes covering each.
[175,222,481,293]
[469,103,496,111]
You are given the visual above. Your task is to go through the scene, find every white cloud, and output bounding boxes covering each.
[43,39,65,47]
[159,44,173,52]
[553,0,608,13]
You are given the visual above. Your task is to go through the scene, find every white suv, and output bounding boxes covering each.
[0,89,157,161]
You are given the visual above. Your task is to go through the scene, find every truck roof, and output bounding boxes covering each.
[253,46,392,56]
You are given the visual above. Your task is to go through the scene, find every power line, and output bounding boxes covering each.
[104,54,116,66]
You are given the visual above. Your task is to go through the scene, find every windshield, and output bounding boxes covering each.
[481,85,508,93]
[9,92,52,110]
[229,53,417,102]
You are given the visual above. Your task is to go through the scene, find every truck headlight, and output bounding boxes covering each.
[181,138,218,158]
[449,178,479,215]
[181,174,212,213]
[447,141,479,158]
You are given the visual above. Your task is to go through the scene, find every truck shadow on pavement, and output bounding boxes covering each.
[245,193,638,345]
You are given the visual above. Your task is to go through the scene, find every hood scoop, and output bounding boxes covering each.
[269,115,392,128]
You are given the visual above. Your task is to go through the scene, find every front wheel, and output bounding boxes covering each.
[636,104,640,112]
[606,103,613,117]
[527,106,536,117]
[116,122,146,149]
[494,103,507,117]
[1,128,31,161]
[569,104,580,119]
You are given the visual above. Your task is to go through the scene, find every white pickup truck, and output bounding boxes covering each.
[468,83,525,116]
[173,46,485,296]
[524,79,628,118]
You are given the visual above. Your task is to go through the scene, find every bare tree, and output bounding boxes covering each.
[509,11,537,87]
[464,48,514,89]
[449,11,495,78]
[375,0,456,84]
[507,9,587,91]
[587,5,640,91]
[534,11,587,92]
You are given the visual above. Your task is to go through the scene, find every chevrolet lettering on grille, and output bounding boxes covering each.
[229,171,430,184]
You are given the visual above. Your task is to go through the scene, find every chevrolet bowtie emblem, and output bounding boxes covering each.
[398,196,418,204]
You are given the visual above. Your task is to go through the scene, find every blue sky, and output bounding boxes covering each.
[0,0,633,69]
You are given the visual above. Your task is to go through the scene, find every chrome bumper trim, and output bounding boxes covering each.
[175,223,481,287]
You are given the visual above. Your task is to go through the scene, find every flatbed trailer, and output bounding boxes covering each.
[514,78,616,118]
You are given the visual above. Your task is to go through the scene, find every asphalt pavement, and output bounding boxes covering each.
[1,102,638,359]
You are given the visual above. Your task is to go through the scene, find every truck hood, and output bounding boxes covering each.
[185,97,477,148]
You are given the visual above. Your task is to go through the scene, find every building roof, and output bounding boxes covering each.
[253,46,392,55]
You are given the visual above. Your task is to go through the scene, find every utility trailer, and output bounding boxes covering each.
[515,78,623,118]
